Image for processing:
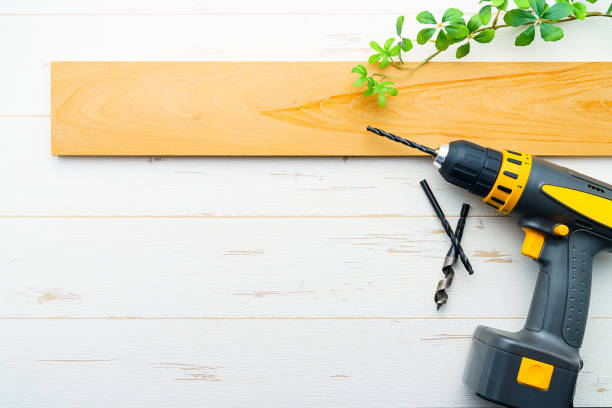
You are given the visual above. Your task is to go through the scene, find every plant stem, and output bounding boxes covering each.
[410,50,444,72]
[492,9,501,28]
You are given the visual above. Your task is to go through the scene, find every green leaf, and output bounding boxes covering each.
[514,0,530,8]
[435,30,450,50]
[401,38,413,52]
[370,41,383,52]
[515,24,536,45]
[380,56,390,68]
[479,5,492,24]
[456,42,471,58]
[363,87,375,97]
[542,2,573,19]
[467,15,483,32]
[351,64,367,76]
[493,0,509,9]
[540,22,564,40]
[378,91,387,107]
[504,9,538,26]
[396,16,404,36]
[446,24,469,40]
[442,8,464,22]
[384,37,395,50]
[352,65,368,87]
[417,28,437,44]
[368,54,381,64]
[585,0,597,3]
[474,28,496,43]
[417,11,437,24]
[389,44,401,56]
[529,0,547,16]
[607,2,612,14]
[386,87,398,96]
[571,2,587,19]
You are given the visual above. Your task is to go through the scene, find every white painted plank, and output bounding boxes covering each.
[0,0,528,14]
[0,15,611,114]
[3,118,612,216]
[4,216,612,318]
[2,0,610,14]
[1,319,611,407]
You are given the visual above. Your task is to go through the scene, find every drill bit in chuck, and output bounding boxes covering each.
[366,126,437,157]
[435,203,470,310]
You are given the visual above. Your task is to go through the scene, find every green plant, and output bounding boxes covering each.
[352,0,612,106]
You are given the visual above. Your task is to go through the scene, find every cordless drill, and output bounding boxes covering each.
[367,127,612,408]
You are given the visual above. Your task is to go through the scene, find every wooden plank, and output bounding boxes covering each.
[51,61,612,156]
[2,318,611,407]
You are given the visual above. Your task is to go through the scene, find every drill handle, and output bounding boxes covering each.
[524,230,611,349]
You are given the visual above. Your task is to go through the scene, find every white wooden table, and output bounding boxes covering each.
[2,1,611,406]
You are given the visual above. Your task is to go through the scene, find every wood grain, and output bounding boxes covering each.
[51,61,612,156]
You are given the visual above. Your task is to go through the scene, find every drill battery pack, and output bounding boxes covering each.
[464,326,579,408]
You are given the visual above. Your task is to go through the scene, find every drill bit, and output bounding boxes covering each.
[435,270,453,311]
[420,180,474,275]
[366,126,437,157]
[436,203,470,310]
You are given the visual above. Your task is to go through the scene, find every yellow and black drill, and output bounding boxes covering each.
[367,126,612,408]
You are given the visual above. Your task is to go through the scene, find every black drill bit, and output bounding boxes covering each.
[420,180,474,275]
[436,203,470,310]
[366,126,437,157]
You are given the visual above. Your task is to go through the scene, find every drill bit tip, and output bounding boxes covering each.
[366,126,437,157]
[434,268,453,310]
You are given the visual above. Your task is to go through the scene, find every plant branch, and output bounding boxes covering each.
[382,11,609,77]
[472,11,609,34]
[358,6,611,106]
[383,49,444,77]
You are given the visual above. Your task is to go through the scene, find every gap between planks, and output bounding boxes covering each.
[3,316,612,320]
[0,316,527,320]
[0,214,503,219]
[0,12,430,16]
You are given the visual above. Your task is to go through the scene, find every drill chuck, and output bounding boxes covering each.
[434,141,503,197]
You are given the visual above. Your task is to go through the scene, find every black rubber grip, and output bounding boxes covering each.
[563,232,596,348]
[524,230,609,350]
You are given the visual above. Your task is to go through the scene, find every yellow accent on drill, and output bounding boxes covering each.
[521,227,545,260]
[542,185,612,229]
[553,224,570,237]
[482,150,532,215]
[517,357,554,391]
